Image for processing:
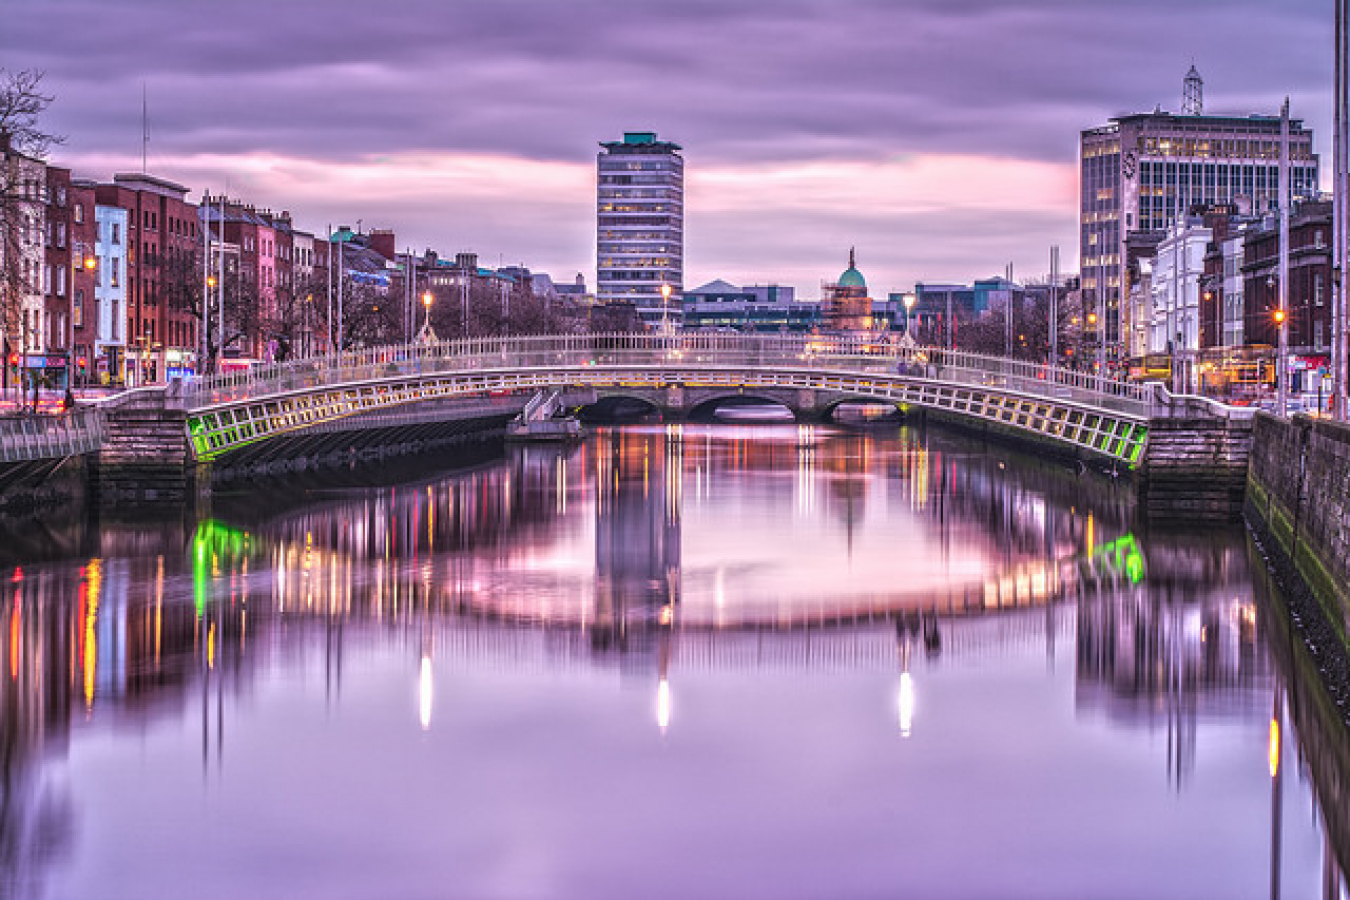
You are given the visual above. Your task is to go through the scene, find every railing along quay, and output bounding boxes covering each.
[0,406,105,464]
[182,333,1163,419]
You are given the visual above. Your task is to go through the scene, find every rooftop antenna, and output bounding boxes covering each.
[1183,65,1203,116]
[141,82,149,173]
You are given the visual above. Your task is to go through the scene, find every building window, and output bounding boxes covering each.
[111,258,120,288]
[112,223,120,244]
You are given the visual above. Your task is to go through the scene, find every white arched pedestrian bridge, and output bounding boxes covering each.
[179,333,1173,466]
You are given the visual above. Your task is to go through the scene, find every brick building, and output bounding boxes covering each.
[1240,201,1334,354]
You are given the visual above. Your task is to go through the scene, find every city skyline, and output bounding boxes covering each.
[1,0,1334,296]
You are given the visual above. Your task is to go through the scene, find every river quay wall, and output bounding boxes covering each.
[1246,413,1350,663]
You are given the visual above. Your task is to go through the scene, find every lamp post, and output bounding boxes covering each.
[1087,312,1099,374]
[70,250,96,389]
[417,290,436,344]
[903,292,916,341]
[1269,274,1289,416]
[660,283,673,334]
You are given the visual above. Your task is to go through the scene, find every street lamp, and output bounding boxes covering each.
[417,290,436,344]
[70,252,97,389]
[660,283,673,334]
[1269,274,1288,416]
[903,292,917,340]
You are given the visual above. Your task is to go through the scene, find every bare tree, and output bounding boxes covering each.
[339,281,404,350]
[0,70,62,404]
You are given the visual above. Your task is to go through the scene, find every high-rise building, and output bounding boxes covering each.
[1080,68,1319,361]
[596,132,683,328]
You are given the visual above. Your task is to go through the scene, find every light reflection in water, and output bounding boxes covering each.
[898,670,914,738]
[420,653,433,731]
[0,424,1344,898]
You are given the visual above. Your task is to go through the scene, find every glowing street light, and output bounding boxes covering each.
[660,283,673,334]
[417,290,436,344]
[1269,274,1288,416]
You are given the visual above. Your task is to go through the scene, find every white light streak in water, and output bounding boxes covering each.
[657,678,671,733]
[898,672,914,738]
[419,655,433,731]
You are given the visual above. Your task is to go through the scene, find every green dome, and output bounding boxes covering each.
[838,266,866,288]
[838,248,866,288]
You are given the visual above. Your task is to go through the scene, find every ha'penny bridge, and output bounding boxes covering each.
[0,333,1255,517]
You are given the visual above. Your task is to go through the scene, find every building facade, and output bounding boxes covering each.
[682,280,810,331]
[1080,69,1319,364]
[0,140,46,396]
[596,132,683,328]
[1241,201,1334,356]
[67,178,98,386]
[1148,215,1211,390]
[93,203,129,382]
[96,173,201,384]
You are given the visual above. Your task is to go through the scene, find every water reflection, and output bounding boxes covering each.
[0,424,1345,898]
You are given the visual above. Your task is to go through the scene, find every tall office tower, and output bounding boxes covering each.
[1080,68,1318,360]
[597,132,683,328]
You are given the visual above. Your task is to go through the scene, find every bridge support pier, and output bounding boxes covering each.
[91,387,195,505]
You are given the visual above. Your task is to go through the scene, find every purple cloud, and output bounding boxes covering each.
[2,0,1333,294]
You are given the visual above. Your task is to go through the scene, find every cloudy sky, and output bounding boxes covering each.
[2,0,1334,296]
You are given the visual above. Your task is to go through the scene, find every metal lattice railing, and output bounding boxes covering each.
[0,406,106,464]
[182,333,1164,419]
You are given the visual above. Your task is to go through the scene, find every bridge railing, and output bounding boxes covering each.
[181,333,1161,418]
[0,406,105,464]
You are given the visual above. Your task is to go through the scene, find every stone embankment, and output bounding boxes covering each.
[1246,413,1350,716]
[1139,398,1254,519]
[92,387,192,504]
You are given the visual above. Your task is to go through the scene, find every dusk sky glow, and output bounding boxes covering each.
[3,0,1334,295]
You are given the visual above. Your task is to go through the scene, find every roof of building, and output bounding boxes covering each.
[838,248,866,289]
[599,131,682,153]
[111,172,190,199]
[687,279,743,295]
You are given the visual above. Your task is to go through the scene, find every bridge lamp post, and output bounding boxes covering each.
[661,283,673,335]
[903,292,916,341]
[206,275,217,372]
[417,290,436,345]
[1087,312,1099,374]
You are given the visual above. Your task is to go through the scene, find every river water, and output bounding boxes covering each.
[0,424,1345,899]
